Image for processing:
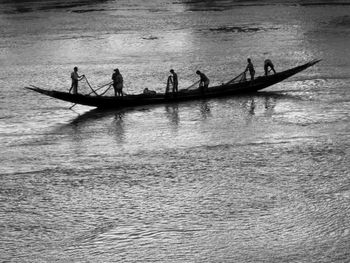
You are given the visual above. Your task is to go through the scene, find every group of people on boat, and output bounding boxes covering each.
[69,58,276,96]
[244,58,276,81]
[69,67,124,97]
[165,58,275,95]
[165,69,210,95]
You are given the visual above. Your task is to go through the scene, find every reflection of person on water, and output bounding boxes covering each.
[112,68,124,97]
[69,66,84,94]
[264,59,276,76]
[244,58,255,80]
[113,112,125,144]
[165,104,179,128]
[196,70,210,93]
[170,69,178,93]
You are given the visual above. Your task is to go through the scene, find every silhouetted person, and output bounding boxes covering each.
[264,59,276,76]
[170,69,178,93]
[143,88,156,95]
[69,66,84,94]
[244,58,255,80]
[196,70,210,93]
[112,68,124,97]
[166,75,172,95]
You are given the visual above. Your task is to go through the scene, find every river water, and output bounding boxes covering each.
[1,0,350,262]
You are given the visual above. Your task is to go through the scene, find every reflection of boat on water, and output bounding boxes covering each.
[26,60,320,109]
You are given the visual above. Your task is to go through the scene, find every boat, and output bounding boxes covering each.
[26,59,320,109]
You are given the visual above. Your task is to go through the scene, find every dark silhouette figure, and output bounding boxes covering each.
[264,59,276,76]
[166,75,172,95]
[196,70,210,94]
[69,66,84,94]
[143,88,156,95]
[112,68,124,97]
[244,58,255,80]
[170,69,178,93]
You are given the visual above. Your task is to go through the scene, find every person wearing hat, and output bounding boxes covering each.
[112,68,124,97]
[170,69,178,93]
[69,66,84,94]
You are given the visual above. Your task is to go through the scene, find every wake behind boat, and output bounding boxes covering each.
[26,60,320,109]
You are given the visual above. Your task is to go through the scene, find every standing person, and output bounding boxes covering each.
[166,75,172,94]
[244,58,255,80]
[112,68,124,97]
[264,59,276,76]
[69,66,84,94]
[196,70,210,93]
[170,69,178,93]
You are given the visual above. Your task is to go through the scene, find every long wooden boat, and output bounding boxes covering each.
[26,60,320,109]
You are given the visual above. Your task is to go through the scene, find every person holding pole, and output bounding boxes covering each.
[69,66,84,94]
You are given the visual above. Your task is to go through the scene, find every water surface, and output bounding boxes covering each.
[1,0,350,262]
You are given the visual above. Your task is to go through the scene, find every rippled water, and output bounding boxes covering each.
[1,0,350,262]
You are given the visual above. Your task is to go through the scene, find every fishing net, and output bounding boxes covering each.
[73,77,113,96]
